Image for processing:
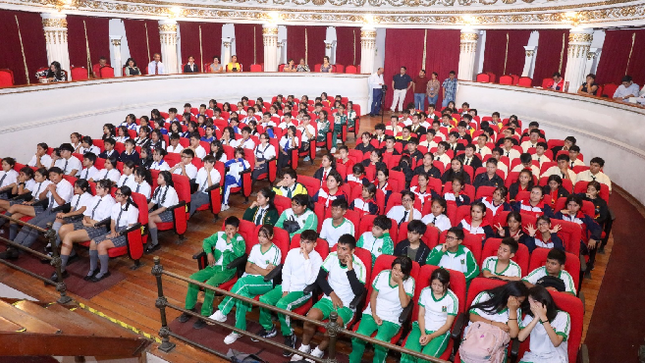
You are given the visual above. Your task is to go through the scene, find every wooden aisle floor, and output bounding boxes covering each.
[0,113,618,362]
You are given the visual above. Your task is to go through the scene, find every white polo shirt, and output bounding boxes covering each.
[242,243,282,278]
[321,252,367,309]
[482,256,522,278]
[419,287,459,331]
[319,218,355,248]
[363,270,415,325]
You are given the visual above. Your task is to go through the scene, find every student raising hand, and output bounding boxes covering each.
[495,223,505,236]
[550,224,562,234]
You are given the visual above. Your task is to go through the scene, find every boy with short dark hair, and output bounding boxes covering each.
[532,141,551,166]
[273,168,307,198]
[393,219,430,265]
[542,154,576,183]
[403,137,424,166]
[482,237,522,281]
[320,199,355,249]
[356,214,394,266]
[523,248,576,295]
[77,152,99,180]
[473,158,505,189]
[426,227,479,283]
[577,157,611,192]
[189,155,222,216]
[99,138,120,160]
[170,149,197,179]
[511,153,540,177]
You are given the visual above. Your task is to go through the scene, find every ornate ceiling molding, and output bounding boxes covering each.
[2,0,645,27]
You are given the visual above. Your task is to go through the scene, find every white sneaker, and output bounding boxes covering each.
[306,347,324,362]
[330,147,336,153]
[209,310,227,322]
[316,147,322,151]
[221,204,230,211]
[291,344,311,361]
[224,331,242,345]
[336,140,341,145]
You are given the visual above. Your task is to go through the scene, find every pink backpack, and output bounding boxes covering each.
[459,321,510,363]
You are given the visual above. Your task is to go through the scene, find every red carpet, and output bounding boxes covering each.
[2,357,58,363]
[585,192,645,363]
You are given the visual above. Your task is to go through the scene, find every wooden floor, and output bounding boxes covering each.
[0,113,617,362]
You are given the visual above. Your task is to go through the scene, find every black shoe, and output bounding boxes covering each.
[283,334,297,357]
[145,243,161,254]
[50,270,69,282]
[178,310,195,323]
[598,246,606,255]
[67,253,80,265]
[193,318,207,329]
[0,249,19,260]
[84,269,99,281]
[251,325,277,342]
[90,271,111,283]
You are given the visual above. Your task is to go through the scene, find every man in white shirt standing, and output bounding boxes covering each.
[368,68,385,117]
[148,53,165,75]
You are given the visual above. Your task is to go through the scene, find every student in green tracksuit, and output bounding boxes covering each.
[426,226,479,283]
[255,229,324,357]
[178,216,245,329]
[356,215,394,267]
[275,194,318,238]
[209,225,282,345]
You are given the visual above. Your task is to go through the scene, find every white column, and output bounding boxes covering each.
[110,36,123,77]
[563,28,594,93]
[222,36,234,68]
[522,46,537,78]
[458,29,479,81]
[262,24,279,72]
[41,12,71,76]
[324,40,336,63]
[158,19,179,74]
[360,27,376,74]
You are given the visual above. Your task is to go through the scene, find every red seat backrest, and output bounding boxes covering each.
[0,68,14,87]
[131,192,149,225]
[290,235,330,260]
[298,175,320,197]
[100,66,115,79]
[481,238,530,277]
[417,264,467,313]
[274,195,291,215]
[464,277,506,309]
[171,174,192,204]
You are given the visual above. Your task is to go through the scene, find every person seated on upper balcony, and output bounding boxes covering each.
[577,73,599,96]
[613,75,640,102]
[283,59,297,72]
[183,56,199,73]
[36,61,67,82]
[124,58,141,76]
[546,72,564,91]
[92,56,110,78]
[226,55,241,72]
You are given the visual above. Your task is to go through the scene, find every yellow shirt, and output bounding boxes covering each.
[226,62,241,72]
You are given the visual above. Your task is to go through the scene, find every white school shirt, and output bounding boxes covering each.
[482,256,522,278]
[172,163,198,180]
[132,181,151,199]
[475,145,492,158]
[27,179,52,199]
[418,287,459,332]
[319,218,355,248]
[147,61,165,75]
[195,167,222,193]
[469,291,522,325]
[421,213,452,232]
[117,174,135,189]
[511,164,541,178]
[0,169,18,189]
[254,143,277,160]
[55,156,82,176]
[166,144,184,154]
[110,202,140,229]
[298,124,316,143]
[522,266,576,295]
[532,154,552,167]
[79,145,101,155]
[232,138,256,150]
[46,179,74,209]
[242,243,282,278]
[93,169,121,184]
[502,148,521,163]
[279,136,299,150]
[576,170,612,192]
[282,248,324,293]
[321,252,367,309]
[387,205,422,223]
[77,166,98,180]
[83,194,116,221]
[192,145,207,159]
[27,154,52,168]
[541,166,577,184]
[363,270,415,325]
[519,311,570,363]
[115,136,129,143]
[434,153,451,168]
[151,185,179,208]
[520,140,539,152]
[150,160,171,171]
[69,192,94,212]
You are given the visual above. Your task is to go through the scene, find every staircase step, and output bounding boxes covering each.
[0,300,59,335]
[13,300,96,336]
[0,316,24,332]
[44,303,140,338]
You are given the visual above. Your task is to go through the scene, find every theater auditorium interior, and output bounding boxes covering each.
[0,0,644,362]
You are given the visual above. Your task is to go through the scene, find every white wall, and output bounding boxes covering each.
[108,19,131,70]
[374,28,386,73]
[223,23,236,60]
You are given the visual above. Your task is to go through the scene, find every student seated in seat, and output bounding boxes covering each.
[77,153,99,181]
[442,158,471,185]
[514,185,555,219]
[79,136,101,155]
[120,139,140,165]
[291,234,367,361]
[460,201,495,243]
[256,229,324,356]
[145,171,179,254]
[221,148,251,211]
[27,143,52,169]
[313,170,347,209]
[479,186,512,217]
[401,268,458,362]
[209,225,282,344]
[395,219,431,266]
[356,132,375,154]
[320,199,356,249]
[178,216,246,328]
[444,176,470,207]
[243,188,279,226]
[522,248,576,295]
[387,190,422,225]
[346,164,370,187]
[99,138,120,161]
[426,227,479,283]
[89,156,121,185]
[482,237,522,281]
[357,215,394,266]
[511,153,541,178]
[189,155,222,217]
[541,154,577,185]
[273,168,307,198]
[45,179,93,254]
[170,149,198,180]
[350,182,379,216]
[336,146,355,172]
[53,143,82,176]
[494,211,532,252]
[276,194,318,239]
[150,148,171,172]
[576,157,612,192]
[413,153,442,179]
[473,158,505,189]
[532,142,551,167]
[350,256,415,363]
[517,286,571,363]
[421,197,452,232]
[278,126,299,171]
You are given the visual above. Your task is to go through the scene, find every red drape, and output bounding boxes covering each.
[595,29,645,86]
[425,29,461,107]
[532,29,569,86]
[235,24,263,67]
[179,22,222,72]
[383,29,426,109]
[483,30,531,78]
[335,27,361,67]
[123,19,161,71]
[0,9,47,85]
[67,15,110,70]
[287,26,327,66]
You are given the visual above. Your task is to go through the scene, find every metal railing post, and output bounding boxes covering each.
[47,228,71,304]
[326,311,339,363]
[152,256,175,353]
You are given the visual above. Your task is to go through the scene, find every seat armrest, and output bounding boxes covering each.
[11,192,32,202]
[226,253,248,270]
[50,202,71,213]
[263,263,283,282]
[398,302,414,324]
[451,312,469,340]
[509,338,520,363]
[303,283,317,295]
[349,290,366,310]
[94,217,112,228]
[121,222,142,235]
[204,183,221,193]
[192,251,206,260]
[166,200,186,212]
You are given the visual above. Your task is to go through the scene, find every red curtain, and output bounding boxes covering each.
[383,29,426,109]
[595,29,645,85]
[235,24,263,67]
[179,22,222,71]
[483,30,531,78]
[425,29,461,107]
[0,9,47,85]
[123,19,161,71]
[335,27,361,67]
[67,15,110,70]
[532,29,569,86]
[287,26,327,66]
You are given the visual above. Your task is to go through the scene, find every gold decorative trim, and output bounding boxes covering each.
[262,27,278,35]
[158,23,177,32]
[42,18,67,28]
[360,30,377,38]
[525,49,534,57]
[460,32,479,41]
[569,33,593,43]
[111,38,122,46]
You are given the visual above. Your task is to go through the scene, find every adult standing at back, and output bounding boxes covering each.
[391,66,413,113]
[368,68,385,117]
[148,53,165,75]
[442,70,457,107]
[426,72,440,108]
[412,69,430,111]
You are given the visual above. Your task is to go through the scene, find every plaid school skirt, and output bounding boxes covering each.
[93,226,128,248]
[158,209,174,223]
